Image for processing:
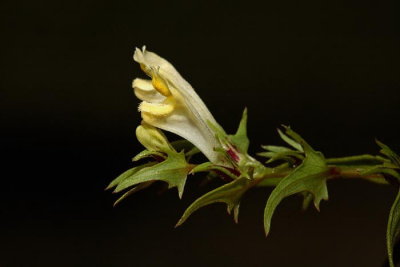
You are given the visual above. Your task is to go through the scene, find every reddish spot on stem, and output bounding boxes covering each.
[227,148,240,163]
[329,166,341,176]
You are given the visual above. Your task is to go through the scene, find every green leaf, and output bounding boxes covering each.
[257,152,278,158]
[176,177,252,226]
[370,141,400,266]
[301,192,314,211]
[170,140,200,156]
[387,188,400,267]
[377,140,400,168]
[258,144,304,165]
[132,150,165,162]
[230,108,249,153]
[261,145,293,153]
[113,181,155,206]
[258,150,304,164]
[278,128,304,152]
[359,143,400,184]
[362,166,400,181]
[190,162,238,180]
[257,177,284,187]
[169,140,200,160]
[106,162,155,190]
[114,151,191,198]
[264,128,330,236]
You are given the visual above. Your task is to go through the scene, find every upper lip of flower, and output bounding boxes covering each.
[132,46,230,166]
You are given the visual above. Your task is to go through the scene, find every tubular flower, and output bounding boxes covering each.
[133,47,229,166]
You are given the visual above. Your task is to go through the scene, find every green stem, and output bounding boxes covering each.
[326,154,386,164]
[254,165,389,187]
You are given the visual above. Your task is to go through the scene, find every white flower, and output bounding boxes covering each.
[133,46,229,166]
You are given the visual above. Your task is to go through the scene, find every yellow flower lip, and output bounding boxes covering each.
[133,78,165,103]
[139,97,175,116]
[132,46,231,166]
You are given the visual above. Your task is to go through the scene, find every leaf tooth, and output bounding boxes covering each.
[233,203,240,224]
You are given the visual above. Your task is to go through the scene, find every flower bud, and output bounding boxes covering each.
[136,121,173,152]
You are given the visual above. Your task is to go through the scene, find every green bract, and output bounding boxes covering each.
[263,127,330,236]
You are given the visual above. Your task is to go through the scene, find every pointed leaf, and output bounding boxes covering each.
[230,108,249,153]
[387,188,400,267]
[259,150,304,164]
[113,181,155,206]
[106,162,155,190]
[191,162,238,180]
[257,152,277,158]
[278,128,304,152]
[360,143,400,184]
[362,166,400,181]
[377,140,400,168]
[176,177,252,226]
[264,128,330,236]
[266,152,304,164]
[170,140,200,159]
[114,151,190,198]
[301,192,314,211]
[257,177,284,187]
[132,150,165,162]
[261,145,293,153]
[370,142,400,266]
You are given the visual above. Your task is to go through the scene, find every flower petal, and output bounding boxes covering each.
[139,101,175,116]
[141,108,222,164]
[133,78,165,103]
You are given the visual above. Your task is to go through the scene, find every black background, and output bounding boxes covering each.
[1,0,400,266]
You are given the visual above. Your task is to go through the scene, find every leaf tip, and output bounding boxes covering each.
[178,190,184,199]
[264,226,271,238]
[243,107,248,116]
[105,185,112,191]
[314,203,321,212]
[375,139,385,148]
[226,206,232,215]
[263,215,272,237]
[233,204,240,224]
[174,218,184,228]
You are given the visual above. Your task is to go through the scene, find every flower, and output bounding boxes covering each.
[133,46,229,166]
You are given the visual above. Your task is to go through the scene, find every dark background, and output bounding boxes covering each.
[1,0,399,266]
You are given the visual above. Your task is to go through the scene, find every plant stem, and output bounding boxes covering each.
[254,165,388,187]
[326,154,387,164]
